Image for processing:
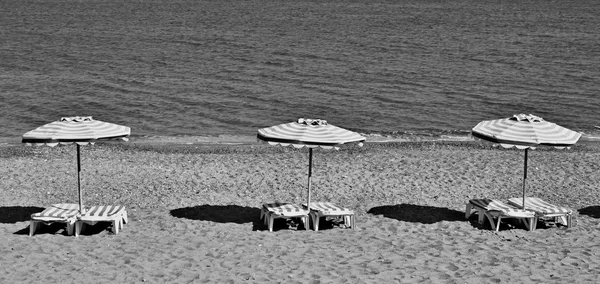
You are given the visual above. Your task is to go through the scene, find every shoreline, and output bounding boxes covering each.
[2,131,599,148]
[0,133,476,148]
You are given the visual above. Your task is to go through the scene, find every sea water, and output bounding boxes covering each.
[1,0,598,144]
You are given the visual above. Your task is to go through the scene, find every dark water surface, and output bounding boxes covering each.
[1,0,599,143]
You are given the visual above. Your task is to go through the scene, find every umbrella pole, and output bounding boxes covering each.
[307,148,312,212]
[77,144,83,214]
[522,148,528,210]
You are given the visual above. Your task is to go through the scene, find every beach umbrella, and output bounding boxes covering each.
[257,118,365,211]
[22,116,131,213]
[471,114,581,209]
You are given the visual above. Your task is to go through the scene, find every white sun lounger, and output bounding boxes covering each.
[466,199,535,231]
[507,197,573,229]
[303,202,355,231]
[75,205,128,237]
[30,203,79,236]
[261,202,309,232]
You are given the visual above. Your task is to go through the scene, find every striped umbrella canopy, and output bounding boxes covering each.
[472,114,581,209]
[22,116,131,213]
[257,118,365,212]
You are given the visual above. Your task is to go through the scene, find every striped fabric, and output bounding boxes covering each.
[507,197,572,215]
[81,205,126,219]
[262,202,308,217]
[22,116,130,146]
[469,199,535,217]
[31,203,79,220]
[304,202,354,215]
[76,205,127,236]
[472,114,581,149]
[257,118,365,149]
[30,203,80,236]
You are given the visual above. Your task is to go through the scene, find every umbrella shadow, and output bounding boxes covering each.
[578,206,600,219]
[170,205,265,231]
[0,206,45,224]
[367,204,464,224]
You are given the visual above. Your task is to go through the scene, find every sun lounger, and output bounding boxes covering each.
[507,197,573,229]
[261,202,309,232]
[30,203,79,236]
[75,205,128,237]
[466,199,535,231]
[303,202,355,231]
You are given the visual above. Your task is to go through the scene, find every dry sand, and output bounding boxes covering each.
[1,141,600,283]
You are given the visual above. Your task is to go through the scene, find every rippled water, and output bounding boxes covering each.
[1,0,599,143]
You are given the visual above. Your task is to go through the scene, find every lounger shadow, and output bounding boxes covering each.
[368,204,464,224]
[0,206,45,224]
[170,205,263,231]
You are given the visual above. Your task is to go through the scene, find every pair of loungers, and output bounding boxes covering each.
[261,202,355,232]
[29,204,128,237]
[466,197,573,231]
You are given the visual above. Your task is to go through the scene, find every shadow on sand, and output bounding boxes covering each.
[0,206,44,224]
[170,204,267,231]
[14,222,76,236]
[578,206,600,218]
[367,204,465,224]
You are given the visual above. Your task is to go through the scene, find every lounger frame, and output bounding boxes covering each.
[304,202,355,231]
[507,197,573,229]
[466,199,535,231]
[261,203,309,232]
[75,205,128,237]
[29,203,79,236]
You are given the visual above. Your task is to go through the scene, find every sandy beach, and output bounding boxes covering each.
[1,141,600,283]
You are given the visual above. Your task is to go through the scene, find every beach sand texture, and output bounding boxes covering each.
[1,141,599,283]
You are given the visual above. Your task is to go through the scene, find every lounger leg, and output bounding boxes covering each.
[66,222,75,236]
[303,216,309,231]
[268,216,274,232]
[264,212,271,226]
[477,209,485,224]
[29,221,38,237]
[118,216,124,231]
[495,216,502,231]
[113,219,120,235]
[75,221,83,237]
[122,210,128,224]
[343,215,351,228]
[262,210,268,225]
[313,214,320,232]
[483,213,496,231]
[120,212,126,232]
[465,203,473,219]
[528,218,534,231]
[113,214,124,235]
[520,218,532,231]
[557,216,569,227]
